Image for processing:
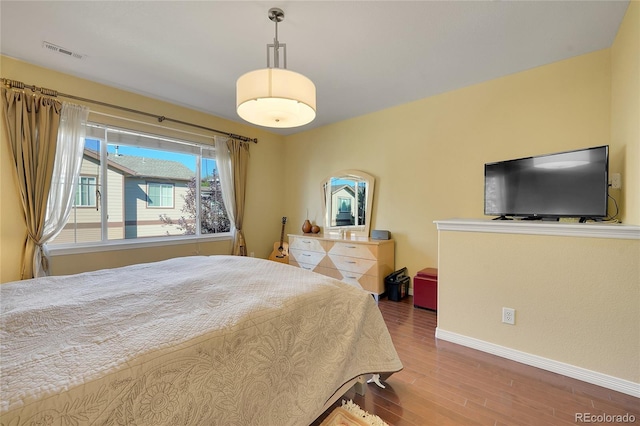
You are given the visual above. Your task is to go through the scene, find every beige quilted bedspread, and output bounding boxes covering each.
[1,255,402,425]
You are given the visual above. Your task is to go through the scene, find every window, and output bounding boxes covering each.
[75,176,97,207]
[338,197,351,213]
[147,183,174,208]
[51,125,231,246]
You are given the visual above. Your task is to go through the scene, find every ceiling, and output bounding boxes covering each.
[0,1,629,136]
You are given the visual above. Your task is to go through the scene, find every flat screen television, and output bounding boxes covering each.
[484,145,609,221]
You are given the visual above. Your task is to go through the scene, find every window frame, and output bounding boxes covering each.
[48,123,232,256]
[338,196,352,213]
[74,175,98,208]
[146,182,175,208]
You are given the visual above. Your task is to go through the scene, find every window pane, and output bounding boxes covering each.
[108,144,195,239]
[339,197,351,212]
[330,177,357,226]
[51,139,103,244]
[161,184,173,207]
[356,181,366,226]
[201,157,230,234]
[50,126,231,246]
[147,183,174,208]
[147,184,160,205]
[76,177,97,207]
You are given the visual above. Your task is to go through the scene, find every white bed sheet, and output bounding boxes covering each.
[1,255,402,425]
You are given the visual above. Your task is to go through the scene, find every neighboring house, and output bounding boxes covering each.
[329,183,367,227]
[330,184,356,226]
[54,150,192,244]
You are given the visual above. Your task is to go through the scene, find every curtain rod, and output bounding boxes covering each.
[1,78,258,144]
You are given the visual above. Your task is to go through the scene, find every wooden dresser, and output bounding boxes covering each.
[288,234,395,295]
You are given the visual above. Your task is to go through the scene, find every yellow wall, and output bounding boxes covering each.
[0,56,286,282]
[284,49,615,279]
[438,228,639,384]
[611,1,640,225]
[281,4,639,386]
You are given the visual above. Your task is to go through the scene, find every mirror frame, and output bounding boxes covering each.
[321,169,375,237]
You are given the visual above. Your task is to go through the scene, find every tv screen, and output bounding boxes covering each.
[484,145,608,220]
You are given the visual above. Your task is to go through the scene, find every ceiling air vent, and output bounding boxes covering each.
[42,41,85,60]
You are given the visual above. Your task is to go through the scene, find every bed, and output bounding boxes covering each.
[0,255,402,425]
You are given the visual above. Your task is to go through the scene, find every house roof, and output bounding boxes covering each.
[108,154,193,181]
[83,149,136,176]
[331,184,355,197]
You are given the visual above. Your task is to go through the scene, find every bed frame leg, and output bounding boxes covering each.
[353,375,367,396]
[366,373,386,388]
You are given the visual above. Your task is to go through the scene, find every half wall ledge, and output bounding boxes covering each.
[434,219,640,240]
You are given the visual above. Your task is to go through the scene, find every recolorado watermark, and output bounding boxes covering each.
[575,412,636,423]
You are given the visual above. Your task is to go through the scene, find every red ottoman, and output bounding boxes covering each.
[414,268,438,311]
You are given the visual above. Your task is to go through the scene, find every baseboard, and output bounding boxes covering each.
[435,328,640,398]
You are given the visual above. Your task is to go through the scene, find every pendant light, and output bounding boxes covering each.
[236,7,316,128]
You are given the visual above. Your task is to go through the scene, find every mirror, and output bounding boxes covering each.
[321,170,375,237]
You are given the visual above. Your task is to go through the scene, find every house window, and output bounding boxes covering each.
[147,183,174,208]
[50,124,231,246]
[75,176,97,207]
[338,197,351,213]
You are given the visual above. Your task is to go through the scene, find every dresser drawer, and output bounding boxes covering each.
[289,236,325,253]
[326,254,377,275]
[327,241,377,260]
[289,248,325,267]
[314,266,342,280]
[289,259,320,273]
[317,267,378,293]
[347,274,378,293]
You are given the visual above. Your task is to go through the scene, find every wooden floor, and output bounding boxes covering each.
[313,296,639,426]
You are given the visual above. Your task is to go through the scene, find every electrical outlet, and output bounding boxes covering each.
[502,307,515,325]
[249,252,255,257]
[610,173,621,189]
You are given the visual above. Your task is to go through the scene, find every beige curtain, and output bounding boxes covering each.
[227,139,250,256]
[2,87,62,279]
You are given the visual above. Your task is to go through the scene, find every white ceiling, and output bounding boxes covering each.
[0,1,629,136]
